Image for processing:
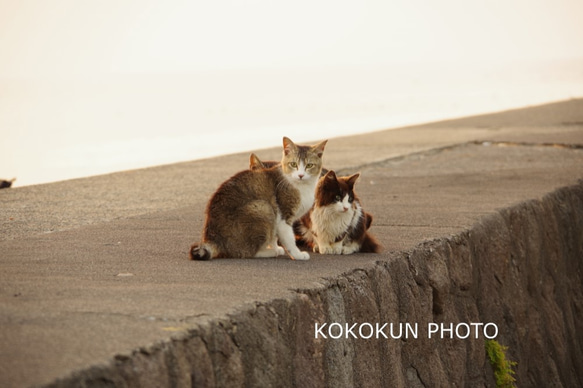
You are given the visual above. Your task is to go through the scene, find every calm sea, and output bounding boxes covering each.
[1,59,582,187]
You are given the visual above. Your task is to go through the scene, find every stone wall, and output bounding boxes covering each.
[49,181,583,387]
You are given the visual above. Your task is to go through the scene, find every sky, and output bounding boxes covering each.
[1,1,582,187]
[1,0,583,78]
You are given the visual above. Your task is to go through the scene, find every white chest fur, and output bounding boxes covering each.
[312,201,363,240]
[282,167,318,220]
[295,180,316,219]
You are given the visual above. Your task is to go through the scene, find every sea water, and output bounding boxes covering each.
[1,59,582,187]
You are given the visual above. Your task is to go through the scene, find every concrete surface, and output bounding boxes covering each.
[1,99,582,387]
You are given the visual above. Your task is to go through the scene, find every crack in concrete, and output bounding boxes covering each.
[473,140,583,149]
[380,223,466,228]
[339,138,583,176]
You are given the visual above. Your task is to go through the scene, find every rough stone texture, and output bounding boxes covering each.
[44,181,583,387]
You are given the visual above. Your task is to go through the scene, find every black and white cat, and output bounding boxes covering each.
[295,170,381,254]
[190,137,327,261]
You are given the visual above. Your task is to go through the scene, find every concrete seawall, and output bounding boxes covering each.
[1,99,582,387]
[45,181,583,387]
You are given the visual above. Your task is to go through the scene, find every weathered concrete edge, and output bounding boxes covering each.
[44,180,583,388]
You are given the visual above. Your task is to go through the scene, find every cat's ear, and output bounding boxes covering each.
[283,137,297,156]
[324,170,337,181]
[312,139,328,158]
[249,153,263,170]
[346,173,360,188]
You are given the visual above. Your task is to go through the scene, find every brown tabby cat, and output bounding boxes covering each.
[295,170,381,254]
[190,137,327,261]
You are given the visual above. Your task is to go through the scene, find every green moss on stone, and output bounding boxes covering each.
[485,339,517,388]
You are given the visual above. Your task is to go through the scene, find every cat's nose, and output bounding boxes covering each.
[343,207,349,212]
[298,174,304,179]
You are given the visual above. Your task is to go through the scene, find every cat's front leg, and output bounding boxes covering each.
[275,245,286,256]
[277,219,310,260]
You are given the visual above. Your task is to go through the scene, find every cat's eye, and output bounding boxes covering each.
[348,196,354,203]
[306,163,314,169]
[335,195,342,202]
[289,162,298,169]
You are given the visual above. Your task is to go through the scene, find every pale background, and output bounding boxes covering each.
[1,0,582,186]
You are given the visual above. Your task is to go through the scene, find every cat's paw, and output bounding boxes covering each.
[342,243,359,255]
[276,246,286,256]
[292,251,310,261]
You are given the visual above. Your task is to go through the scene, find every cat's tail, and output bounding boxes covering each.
[360,234,382,253]
[293,216,314,250]
[189,243,215,260]
[364,212,373,230]
[359,212,381,253]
